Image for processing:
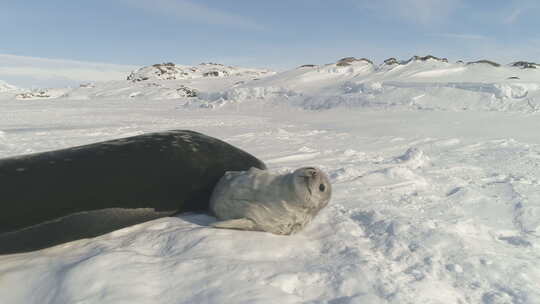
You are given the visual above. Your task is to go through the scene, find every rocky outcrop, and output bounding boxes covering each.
[16,90,51,99]
[383,58,399,65]
[127,62,273,82]
[405,55,449,64]
[177,85,197,97]
[511,61,539,69]
[382,55,448,67]
[203,70,228,77]
[79,83,95,88]
[467,60,501,67]
[336,57,373,66]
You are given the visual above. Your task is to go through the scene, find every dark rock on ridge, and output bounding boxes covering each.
[405,55,449,64]
[177,85,197,97]
[511,61,539,69]
[467,60,501,67]
[384,58,399,65]
[16,90,51,99]
[336,57,374,66]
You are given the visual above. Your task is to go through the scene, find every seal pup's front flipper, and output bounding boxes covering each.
[211,218,257,231]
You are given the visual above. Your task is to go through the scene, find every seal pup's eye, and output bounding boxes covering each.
[319,184,326,192]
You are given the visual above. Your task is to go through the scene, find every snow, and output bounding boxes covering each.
[4,57,540,112]
[127,62,274,82]
[0,79,18,92]
[1,57,540,303]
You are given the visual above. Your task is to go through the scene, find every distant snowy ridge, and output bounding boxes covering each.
[0,80,18,92]
[198,55,540,111]
[127,62,274,82]
[5,56,540,113]
[511,61,540,69]
[6,62,275,101]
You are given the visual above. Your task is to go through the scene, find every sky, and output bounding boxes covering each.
[1,0,540,87]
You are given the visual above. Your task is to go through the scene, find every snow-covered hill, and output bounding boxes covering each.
[204,56,540,111]
[5,56,540,113]
[7,62,274,102]
[126,62,274,82]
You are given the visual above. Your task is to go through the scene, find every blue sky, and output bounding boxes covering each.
[1,0,540,87]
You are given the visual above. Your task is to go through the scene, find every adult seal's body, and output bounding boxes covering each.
[210,167,332,235]
[0,130,266,254]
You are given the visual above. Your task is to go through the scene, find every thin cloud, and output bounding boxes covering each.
[431,33,488,40]
[355,0,463,26]
[0,54,137,88]
[504,8,522,24]
[503,1,540,25]
[120,0,263,30]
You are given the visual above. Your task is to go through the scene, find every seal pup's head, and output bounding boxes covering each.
[290,167,332,214]
[210,166,332,235]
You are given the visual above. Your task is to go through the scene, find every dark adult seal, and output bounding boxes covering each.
[0,130,266,254]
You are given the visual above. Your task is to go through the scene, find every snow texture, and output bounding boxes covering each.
[1,57,540,304]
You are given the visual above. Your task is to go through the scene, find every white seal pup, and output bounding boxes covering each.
[209,167,332,235]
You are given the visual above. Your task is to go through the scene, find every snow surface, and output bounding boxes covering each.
[1,58,540,303]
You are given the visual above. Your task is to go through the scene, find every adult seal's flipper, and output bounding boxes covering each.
[0,130,266,254]
[0,208,176,254]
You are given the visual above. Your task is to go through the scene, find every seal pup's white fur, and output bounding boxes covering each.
[209,167,332,235]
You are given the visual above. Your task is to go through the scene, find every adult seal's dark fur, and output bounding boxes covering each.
[0,130,266,254]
